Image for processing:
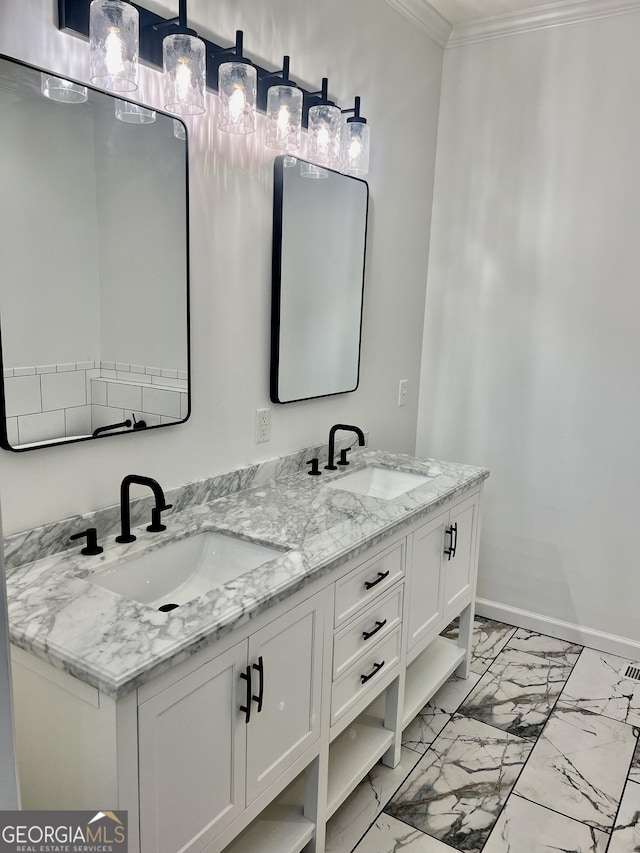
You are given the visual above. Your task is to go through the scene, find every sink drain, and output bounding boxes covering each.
[158,603,179,612]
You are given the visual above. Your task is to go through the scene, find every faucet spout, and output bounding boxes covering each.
[325,423,365,471]
[116,474,170,543]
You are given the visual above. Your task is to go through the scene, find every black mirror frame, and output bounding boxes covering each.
[270,155,368,405]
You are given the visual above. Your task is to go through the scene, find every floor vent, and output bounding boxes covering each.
[624,665,640,681]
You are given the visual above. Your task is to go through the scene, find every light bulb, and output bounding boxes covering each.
[276,106,290,141]
[105,27,125,77]
[175,58,192,104]
[228,86,245,123]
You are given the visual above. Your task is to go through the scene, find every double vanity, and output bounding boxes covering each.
[6,446,488,853]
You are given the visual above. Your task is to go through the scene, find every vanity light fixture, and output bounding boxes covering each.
[340,97,370,177]
[58,1,373,172]
[173,119,186,140]
[217,31,257,134]
[40,73,88,103]
[265,57,303,151]
[158,0,206,115]
[305,78,341,169]
[115,99,156,123]
[89,0,139,92]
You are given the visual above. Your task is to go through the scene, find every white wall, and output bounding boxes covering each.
[0,0,443,534]
[417,13,640,649]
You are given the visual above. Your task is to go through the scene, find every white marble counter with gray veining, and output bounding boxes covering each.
[5,448,488,699]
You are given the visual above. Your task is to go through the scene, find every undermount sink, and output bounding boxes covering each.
[325,465,434,500]
[88,532,283,610]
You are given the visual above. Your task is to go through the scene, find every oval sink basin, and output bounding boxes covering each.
[325,465,434,500]
[88,532,283,609]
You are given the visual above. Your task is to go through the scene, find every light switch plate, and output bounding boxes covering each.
[398,380,409,407]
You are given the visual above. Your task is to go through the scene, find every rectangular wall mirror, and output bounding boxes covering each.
[270,156,368,404]
[0,54,190,452]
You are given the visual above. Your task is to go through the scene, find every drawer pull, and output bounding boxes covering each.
[360,661,385,684]
[362,619,387,641]
[239,665,252,724]
[364,570,389,590]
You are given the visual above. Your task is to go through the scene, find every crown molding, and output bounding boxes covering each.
[447,0,640,47]
[384,0,453,47]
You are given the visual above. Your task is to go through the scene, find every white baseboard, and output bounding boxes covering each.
[475,598,640,662]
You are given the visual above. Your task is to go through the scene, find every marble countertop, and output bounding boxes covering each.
[6,449,488,699]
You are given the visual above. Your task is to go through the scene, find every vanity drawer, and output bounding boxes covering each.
[334,542,405,628]
[331,627,402,725]
[333,585,403,680]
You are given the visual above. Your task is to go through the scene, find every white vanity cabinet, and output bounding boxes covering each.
[137,592,325,853]
[10,479,484,853]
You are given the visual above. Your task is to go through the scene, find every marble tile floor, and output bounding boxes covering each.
[327,617,640,853]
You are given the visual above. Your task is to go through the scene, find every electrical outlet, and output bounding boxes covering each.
[398,379,409,407]
[255,407,271,443]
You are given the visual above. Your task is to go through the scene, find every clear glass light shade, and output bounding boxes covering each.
[173,119,186,140]
[300,162,329,179]
[340,121,370,177]
[265,85,303,151]
[306,103,341,167]
[218,62,256,134]
[163,33,206,115]
[115,100,156,123]
[89,0,139,92]
[40,74,87,104]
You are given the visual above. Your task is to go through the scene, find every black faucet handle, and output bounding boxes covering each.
[70,528,104,556]
[337,448,351,466]
[147,504,173,533]
[307,458,321,476]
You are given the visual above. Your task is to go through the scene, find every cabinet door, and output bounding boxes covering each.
[443,494,478,615]
[245,591,324,804]
[138,642,247,853]
[406,512,446,653]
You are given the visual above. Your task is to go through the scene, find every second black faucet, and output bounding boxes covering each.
[325,424,365,471]
[116,475,173,543]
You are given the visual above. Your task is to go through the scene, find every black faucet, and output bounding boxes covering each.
[325,424,365,470]
[115,475,173,543]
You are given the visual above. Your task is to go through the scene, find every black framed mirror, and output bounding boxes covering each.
[0,54,190,451]
[270,156,368,404]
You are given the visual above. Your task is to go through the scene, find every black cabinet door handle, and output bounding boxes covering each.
[362,619,387,641]
[239,665,252,724]
[364,570,389,590]
[444,523,458,560]
[252,655,264,713]
[360,661,385,684]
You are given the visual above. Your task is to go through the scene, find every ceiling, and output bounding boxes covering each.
[426,0,576,26]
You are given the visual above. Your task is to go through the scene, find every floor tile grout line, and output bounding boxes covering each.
[601,726,640,852]
[512,791,613,837]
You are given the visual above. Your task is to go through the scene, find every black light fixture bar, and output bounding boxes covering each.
[57,0,338,125]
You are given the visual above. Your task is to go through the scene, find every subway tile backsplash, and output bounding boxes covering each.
[2,360,187,446]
